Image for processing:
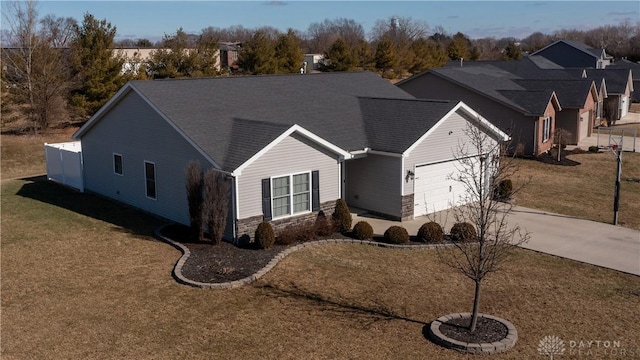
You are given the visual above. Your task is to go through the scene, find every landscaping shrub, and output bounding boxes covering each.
[495,179,513,200]
[450,222,477,243]
[514,143,526,157]
[276,222,317,245]
[255,222,275,249]
[417,222,443,243]
[384,226,409,244]
[588,146,600,153]
[185,161,204,242]
[332,199,352,233]
[314,211,334,237]
[352,221,374,240]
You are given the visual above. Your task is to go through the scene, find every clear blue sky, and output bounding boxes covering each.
[20,1,640,41]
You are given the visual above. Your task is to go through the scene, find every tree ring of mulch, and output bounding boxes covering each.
[428,313,517,354]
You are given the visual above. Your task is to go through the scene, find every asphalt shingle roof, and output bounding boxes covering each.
[514,79,594,108]
[430,65,554,116]
[126,72,457,171]
[358,97,455,153]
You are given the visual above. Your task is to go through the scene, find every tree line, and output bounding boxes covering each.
[2,0,638,133]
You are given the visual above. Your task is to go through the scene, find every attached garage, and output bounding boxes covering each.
[620,95,629,118]
[413,156,485,217]
[579,111,590,141]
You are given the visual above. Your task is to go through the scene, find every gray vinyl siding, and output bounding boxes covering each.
[398,73,537,154]
[345,154,402,217]
[237,132,341,219]
[80,90,234,239]
[403,110,499,195]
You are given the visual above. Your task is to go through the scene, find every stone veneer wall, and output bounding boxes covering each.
[236,200,337,242]
[401,194,414,220]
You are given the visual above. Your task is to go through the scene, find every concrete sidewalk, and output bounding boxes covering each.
[352,206,640,276]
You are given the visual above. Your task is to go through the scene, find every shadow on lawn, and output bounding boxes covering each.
[16,175,164,241]
[257,282,427,329]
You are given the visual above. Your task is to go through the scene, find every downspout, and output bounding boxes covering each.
[533,118,539,156]
[232,175,239,242]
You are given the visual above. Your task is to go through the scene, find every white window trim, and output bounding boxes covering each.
[542,116,551,143]
[270,171,312,219]
[113,153,124,176]
[144,161,157,201]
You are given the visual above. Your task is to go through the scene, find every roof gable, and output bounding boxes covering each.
[427,65,560,116]
[78,71,457,172]
[357,97,457,153]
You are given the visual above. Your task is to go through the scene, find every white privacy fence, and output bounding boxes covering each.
[44,142,84,191]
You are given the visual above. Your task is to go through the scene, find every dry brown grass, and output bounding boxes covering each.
[514,152,640,230]
[1,127,77,180]
[2,177,640,359]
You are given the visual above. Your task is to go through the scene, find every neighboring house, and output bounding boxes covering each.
[70,72,508,242]
[514,79,598,144]
[219,42,241,71]
[304,54,325,73]
[573,68,634,121]
[531,40,613,69]
[607,59,640,102]
[397,65,560,156]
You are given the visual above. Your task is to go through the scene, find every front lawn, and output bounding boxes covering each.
[514,151,640,230]
[1,177,639,359]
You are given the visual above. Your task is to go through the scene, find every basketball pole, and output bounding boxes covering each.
[612,145,622,226]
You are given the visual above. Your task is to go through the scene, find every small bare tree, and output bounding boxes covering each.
[437,118,530,333]
[185,161,204,242]
[203,169,230,245]
[553,128,572,162]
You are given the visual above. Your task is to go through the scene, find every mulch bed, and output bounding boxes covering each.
[159,225,446,284]
[535,152,581,166]
[439,316,508,344]
[160,224,288,283]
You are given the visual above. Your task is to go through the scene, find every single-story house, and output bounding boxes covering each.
[514,79,598,144]
[397,65,560,156]
[607,59,640,102]
[70,72,508,242]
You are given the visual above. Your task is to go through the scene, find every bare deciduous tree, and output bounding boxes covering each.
[553,128,572,162]
[2,0,39,132]
[436,118,530,333]
[203,169,230,245]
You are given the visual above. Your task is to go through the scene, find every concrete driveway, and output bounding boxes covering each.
[352,206,640,276]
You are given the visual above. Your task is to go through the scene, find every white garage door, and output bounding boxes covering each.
[620,95,629,118]
[413,157,480,217]
[579,111,590,142]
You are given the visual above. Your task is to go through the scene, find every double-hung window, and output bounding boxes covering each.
[271,172,310,218]
[542,116,551,142]
[144,161,156,200]
[113,153,123,175]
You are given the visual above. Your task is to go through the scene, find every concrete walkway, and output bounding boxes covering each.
[352,206,640,276]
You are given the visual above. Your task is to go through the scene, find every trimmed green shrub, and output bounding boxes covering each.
[495,179,513,200]
[352,221,374,240]
[332,199,352,233]
[384,226,409,244]
[255,222,275,249]
[450,222,477,243]
[588,146,600,153]
[417,222,443,243]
